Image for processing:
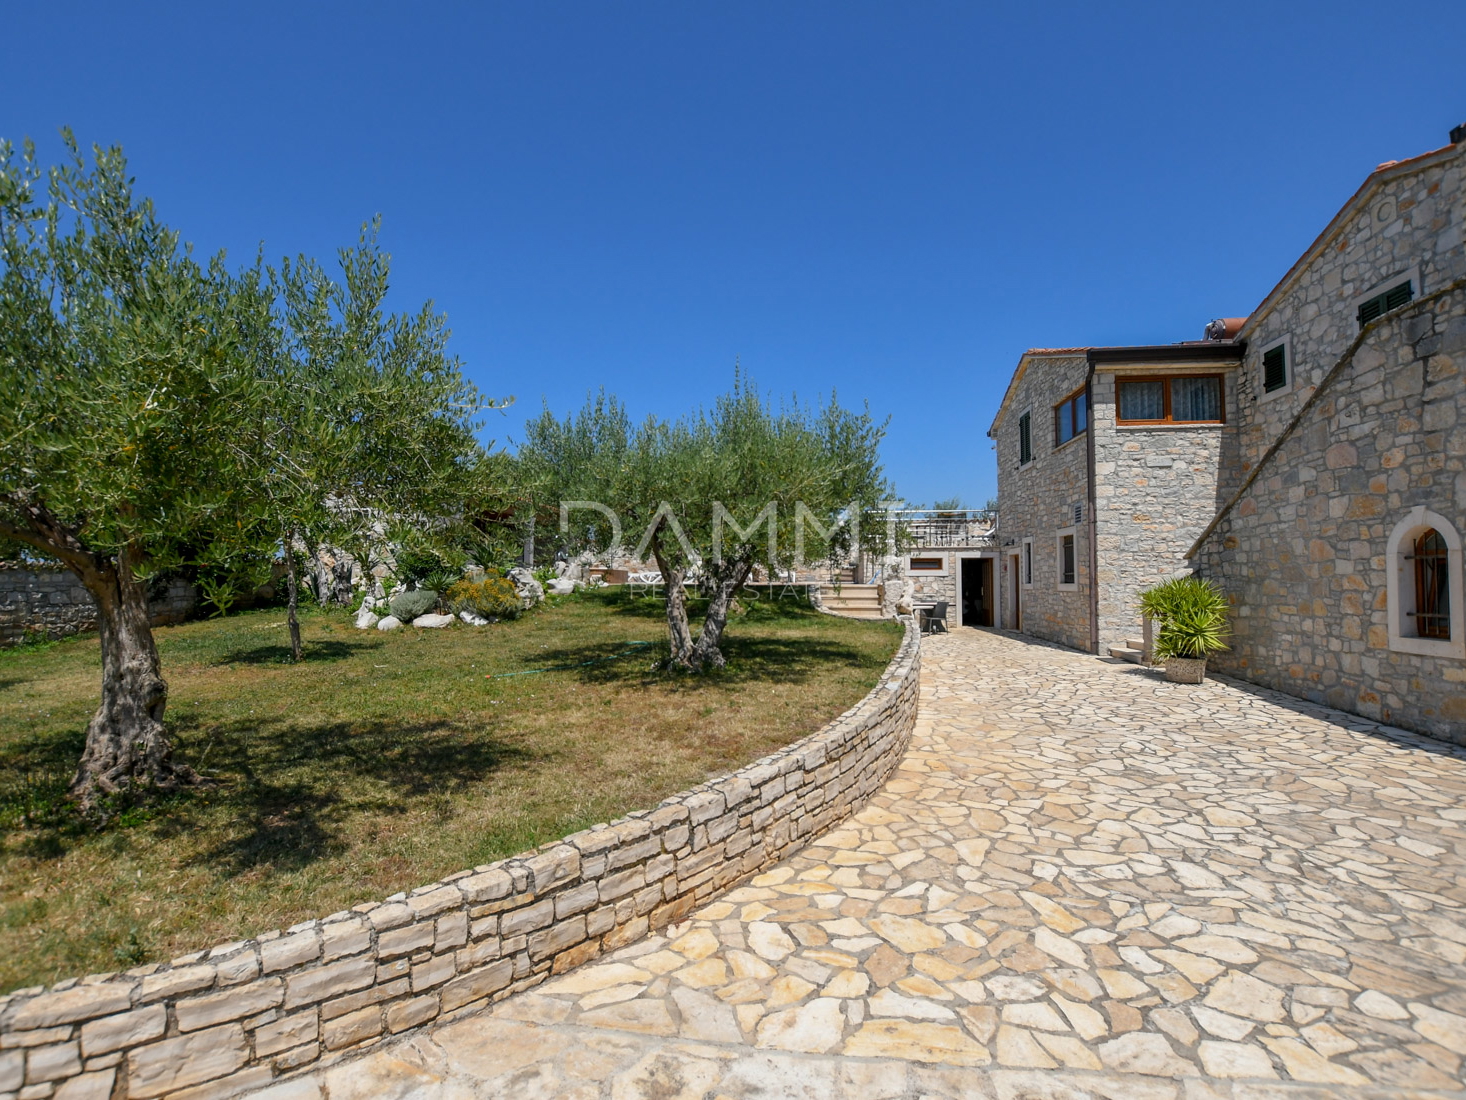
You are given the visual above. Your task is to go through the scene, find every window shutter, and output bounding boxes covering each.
[1018,412,1032,465]
[1385,280,1413,310]
[1357,296,1385,326]
[1262,345,1287,393]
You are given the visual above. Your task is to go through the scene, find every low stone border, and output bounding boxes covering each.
[0,621,920,1100]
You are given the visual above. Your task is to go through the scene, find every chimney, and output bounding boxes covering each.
[1452,121,1466,145]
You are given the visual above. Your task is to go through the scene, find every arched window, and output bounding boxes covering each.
[1387,509,1464,658]
[1415,530,1450,639]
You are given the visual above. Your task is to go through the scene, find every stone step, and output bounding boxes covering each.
[827,607,888,619]
[1108,645,1144,664]
[1126,638,1146,652]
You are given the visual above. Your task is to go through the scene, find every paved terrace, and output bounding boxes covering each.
[267,629,1466,1099]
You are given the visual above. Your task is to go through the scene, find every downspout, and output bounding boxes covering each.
[1085,361,1099,655]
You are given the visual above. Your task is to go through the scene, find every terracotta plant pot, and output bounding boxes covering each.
[1164,657,1207,684]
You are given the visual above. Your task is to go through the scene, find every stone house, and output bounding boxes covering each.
[989,126,1465,742]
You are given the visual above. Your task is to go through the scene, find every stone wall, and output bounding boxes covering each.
[1191,284,1466,744]
[1091,367,1242,651]
[1235,146,1465,472]
[0,565,196,648]
[0,622,921,1099]
[992,353,1092,651]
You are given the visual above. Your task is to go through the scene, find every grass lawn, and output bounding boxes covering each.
[0,589,901,993]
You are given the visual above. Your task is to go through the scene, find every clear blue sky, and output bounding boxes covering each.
[6,2,1463,506]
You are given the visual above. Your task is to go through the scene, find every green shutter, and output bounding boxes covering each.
[1385,280,1413,310]
[1262,345,1287,393]
[1018,412,1032,465]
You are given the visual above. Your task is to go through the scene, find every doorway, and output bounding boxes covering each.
[960,558,993,627]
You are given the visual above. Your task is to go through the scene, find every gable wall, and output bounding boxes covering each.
[1236,152,1465,472]
[993,355,1092,651]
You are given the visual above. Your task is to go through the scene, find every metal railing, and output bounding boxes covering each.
[886,508,998,548]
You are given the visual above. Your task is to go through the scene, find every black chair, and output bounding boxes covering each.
[921,601,949,634]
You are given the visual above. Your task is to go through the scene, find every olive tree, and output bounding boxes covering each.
[522,378,892,670]
[0,134,493,808]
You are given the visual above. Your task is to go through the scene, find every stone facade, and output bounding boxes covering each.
[0,565,196,648]
[1234,148,1465,471]
[989,135,1466,743]
[1091,363,1242,651]
[991,352,1092,652]
[1191,282,1466,743]
[0,622,920,1099]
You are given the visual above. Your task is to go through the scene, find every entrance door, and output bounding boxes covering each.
[961,558,994,627]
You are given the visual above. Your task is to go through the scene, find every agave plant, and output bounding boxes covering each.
[1138,576,1231,660]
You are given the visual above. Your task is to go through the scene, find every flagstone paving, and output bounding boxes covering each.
[265,628,1466,1098]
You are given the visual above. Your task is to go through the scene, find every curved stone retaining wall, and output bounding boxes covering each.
[0,621,919,1100]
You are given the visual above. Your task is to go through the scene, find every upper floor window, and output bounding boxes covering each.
[1018,411,1032,466]
[1415,530,1450,639]
[1117,375,1224,425]
[1262,343,1288,395]
[1357,278,1413,328]
[1054,387,1088,446]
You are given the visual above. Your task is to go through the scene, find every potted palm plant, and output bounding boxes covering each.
[1138,576,1230,683]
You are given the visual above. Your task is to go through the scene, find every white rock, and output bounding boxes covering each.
[549,577,576,596]
[506,567,545,608]
[354,609,380,630]
[412,613,455,629]
[459,610,489,626]
[376,615,402,631]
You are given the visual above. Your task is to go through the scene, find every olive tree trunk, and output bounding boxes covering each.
[68,549,198,812]
[648,531,695,669]
[282,529,304,662]
[688,558,755,671]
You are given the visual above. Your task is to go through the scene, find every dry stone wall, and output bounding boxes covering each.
[1191,284,1466,744]
[0,565,195,647]
[0,622,920,1100]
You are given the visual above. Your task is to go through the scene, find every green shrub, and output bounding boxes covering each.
[1138,576,1230,660]
[389,588,439,621]
[447,570,522,620]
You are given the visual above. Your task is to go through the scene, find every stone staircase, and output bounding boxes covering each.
[1107,636,1149,664]
[818,583,886,620]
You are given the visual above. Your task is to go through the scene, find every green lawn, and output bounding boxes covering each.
[0,589,901,992]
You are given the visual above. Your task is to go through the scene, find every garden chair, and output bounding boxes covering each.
[921,601,949,634]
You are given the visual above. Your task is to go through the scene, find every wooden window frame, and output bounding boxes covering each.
[1056,528,1077,590]
[1053,386,1089,447]
[1115,374,1226,426]
[1415,529,1451,640]
[908,556,945,573]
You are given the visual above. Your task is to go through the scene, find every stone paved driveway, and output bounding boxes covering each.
[271,628,1466,1099]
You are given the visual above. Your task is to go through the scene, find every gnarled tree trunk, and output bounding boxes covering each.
[649,531,695,669]
[69,548,198,812]
[688,558,754,670]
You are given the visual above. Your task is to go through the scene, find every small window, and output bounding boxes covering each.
[1054,387,1089,446]
[909,556,944,572]
[1022,539,1033,586]
[1060,534,1076,586]
[1415,529,1450,639]
[1262,344,1287,394]
[1018,412,1032,466]
[1358,279,1413,328]
[1116,375,1224,425]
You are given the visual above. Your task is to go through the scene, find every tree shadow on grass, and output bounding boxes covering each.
[211,640,369,666]
[521,635,877,692]
[179,714,539,875]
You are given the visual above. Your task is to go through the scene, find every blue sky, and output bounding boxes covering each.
[6,2,1463,506]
